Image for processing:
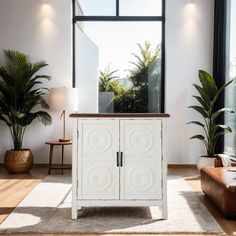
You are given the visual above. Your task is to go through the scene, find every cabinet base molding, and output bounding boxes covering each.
[77,199,164,207]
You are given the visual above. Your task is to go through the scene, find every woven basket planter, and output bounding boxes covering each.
[4,149,33,174]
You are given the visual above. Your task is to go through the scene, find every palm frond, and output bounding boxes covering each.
[34,111,52,125]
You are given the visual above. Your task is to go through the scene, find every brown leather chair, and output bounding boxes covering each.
[201,166,236,217]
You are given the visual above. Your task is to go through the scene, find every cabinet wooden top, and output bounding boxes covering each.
[69,113,170,118]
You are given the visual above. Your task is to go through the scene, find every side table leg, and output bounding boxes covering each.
[61,145,64,175]
[48,145,54,175]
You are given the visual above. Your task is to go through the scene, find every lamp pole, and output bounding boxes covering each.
[60,110,70,142]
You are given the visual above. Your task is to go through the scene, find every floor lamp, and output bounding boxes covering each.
[49,88,79,142]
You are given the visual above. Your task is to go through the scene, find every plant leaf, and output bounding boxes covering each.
[193,84,211,106]
[198,70,218,100]
[188,106,208,118]
[190,135,205,140]
[213,80,234,103]
[214,131,227,142]
[187,121,205,127]
[213,124,232,133]
[34,111,52,126]
[212,108,234,121]
[192,95,209,110]
[0,114,11,126]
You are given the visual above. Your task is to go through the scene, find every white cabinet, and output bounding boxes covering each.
[71,114,169,220]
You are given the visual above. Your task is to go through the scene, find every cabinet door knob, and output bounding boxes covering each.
[120,152,123,167]
[116,152,120,167]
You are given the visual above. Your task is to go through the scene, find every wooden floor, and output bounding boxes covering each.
[0,165,235,236]
[0,166,47,224]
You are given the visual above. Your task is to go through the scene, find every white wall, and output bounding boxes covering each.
[0,0,214,164]
[166,0,214,164]
[0,0,74,164]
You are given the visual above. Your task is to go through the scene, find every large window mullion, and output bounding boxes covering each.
[213,0,228,153]
[74,16,164,21]
[116,0,119,17]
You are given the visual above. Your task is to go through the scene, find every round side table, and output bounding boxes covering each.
[45,141,72,175]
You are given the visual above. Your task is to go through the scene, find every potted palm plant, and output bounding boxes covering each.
[0,50,52,174]
[188,70,234,170]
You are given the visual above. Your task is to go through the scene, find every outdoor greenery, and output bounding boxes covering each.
[188,70,234,157]
[99,41,161,113]
[0,50,52,150]
[99,68,119,92]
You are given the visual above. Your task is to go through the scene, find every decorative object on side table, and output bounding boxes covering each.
[188,70,234,171]
[0,50,52,174]
[49,88,79,142]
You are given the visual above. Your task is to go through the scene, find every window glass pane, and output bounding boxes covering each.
[225,0,236,158]
[119,0,162,16]
[78,0,116,16]
[75,1,83,16]
[77,21,162,113]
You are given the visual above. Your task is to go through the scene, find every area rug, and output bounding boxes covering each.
[0,175,224,234]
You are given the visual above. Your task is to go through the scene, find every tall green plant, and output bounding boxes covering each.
[0,50,52,150]
[188,70,234,157]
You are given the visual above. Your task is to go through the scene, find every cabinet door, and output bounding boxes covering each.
[120,120,162,200]
[78,120,119,200]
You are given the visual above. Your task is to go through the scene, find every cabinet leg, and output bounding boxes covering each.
[72,208,78,220]
[162,204,168,220]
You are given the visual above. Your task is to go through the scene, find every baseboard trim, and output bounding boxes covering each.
[168,164,197,168]
[1,163,198,168]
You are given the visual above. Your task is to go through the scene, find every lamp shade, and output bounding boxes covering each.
[49,88,79,111]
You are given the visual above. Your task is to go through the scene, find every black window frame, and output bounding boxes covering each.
[213,0,228,153]
[72,0,166,113]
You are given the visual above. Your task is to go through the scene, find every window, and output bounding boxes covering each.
[225,0,236,159]
[119,0,162,16]
[78,0,116,16]
[73,0,165,113]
